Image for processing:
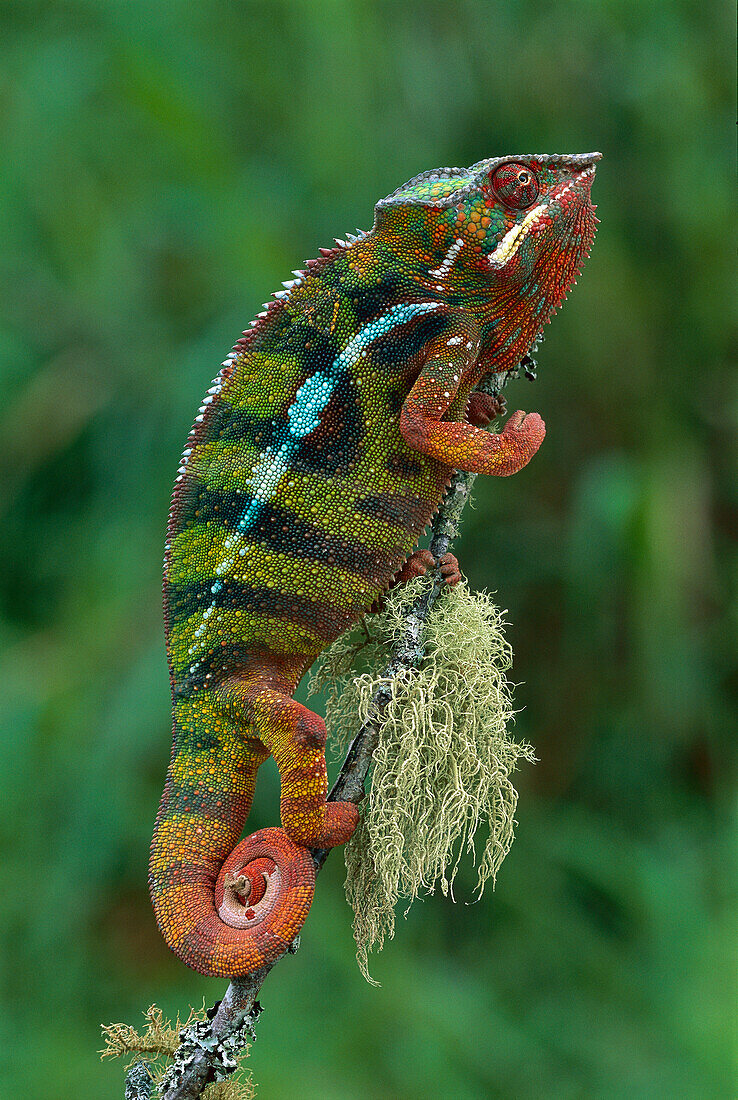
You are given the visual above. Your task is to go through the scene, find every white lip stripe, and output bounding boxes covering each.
[184,299,443,673]
[489,202,547,265]
[488,166,595,269]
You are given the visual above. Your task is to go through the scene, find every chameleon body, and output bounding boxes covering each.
[150,152,600,976]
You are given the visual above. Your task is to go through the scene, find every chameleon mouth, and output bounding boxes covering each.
[487,162,597,271]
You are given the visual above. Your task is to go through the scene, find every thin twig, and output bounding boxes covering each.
[132,365,521,1100]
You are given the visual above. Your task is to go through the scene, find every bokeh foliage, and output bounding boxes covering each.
[1,1,734,1096]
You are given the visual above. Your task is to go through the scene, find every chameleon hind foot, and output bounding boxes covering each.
[437,552,462,585]
[395,548,461,587]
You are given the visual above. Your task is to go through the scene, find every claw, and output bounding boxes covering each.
[467,391,507,427]
[437,552,462,586]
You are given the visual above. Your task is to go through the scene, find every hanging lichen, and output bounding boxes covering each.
[310,577,536,982]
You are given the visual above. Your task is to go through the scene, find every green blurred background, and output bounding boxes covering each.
[1,1,735,1097]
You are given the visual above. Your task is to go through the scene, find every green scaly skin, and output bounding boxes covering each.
[149,152,600,977]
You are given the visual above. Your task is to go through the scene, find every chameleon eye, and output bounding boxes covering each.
[490,162,539,209]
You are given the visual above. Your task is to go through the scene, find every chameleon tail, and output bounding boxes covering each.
[148,707,315,977]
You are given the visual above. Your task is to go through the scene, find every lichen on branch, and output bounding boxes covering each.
[101,1004,255,1100]
[311,577,535,981]
[112,366,524,1098]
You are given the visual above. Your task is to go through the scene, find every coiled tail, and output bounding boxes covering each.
[149,711,315,977]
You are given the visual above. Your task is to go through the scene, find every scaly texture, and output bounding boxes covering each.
[149,152,600,977]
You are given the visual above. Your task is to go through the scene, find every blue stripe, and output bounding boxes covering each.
[234,301,442,535]
[190,300,442,666]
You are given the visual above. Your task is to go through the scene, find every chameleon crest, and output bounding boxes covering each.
[150,152,600,976]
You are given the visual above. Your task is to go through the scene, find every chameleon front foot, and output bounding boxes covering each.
[466,390,507,426]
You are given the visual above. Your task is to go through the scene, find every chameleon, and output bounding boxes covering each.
[149,151,600,977]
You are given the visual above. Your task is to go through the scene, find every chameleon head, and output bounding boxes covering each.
[376,152,601,363]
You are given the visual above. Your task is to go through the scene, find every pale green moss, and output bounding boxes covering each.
[311,578,535,982]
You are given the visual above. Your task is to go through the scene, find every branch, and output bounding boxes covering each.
[131,364,522,1100]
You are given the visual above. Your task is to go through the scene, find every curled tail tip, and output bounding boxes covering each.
[150,826,316,977]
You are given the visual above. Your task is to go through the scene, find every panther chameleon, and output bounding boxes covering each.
[149,151,600,977]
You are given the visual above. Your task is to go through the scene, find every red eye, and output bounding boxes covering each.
[490,162,539,208]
